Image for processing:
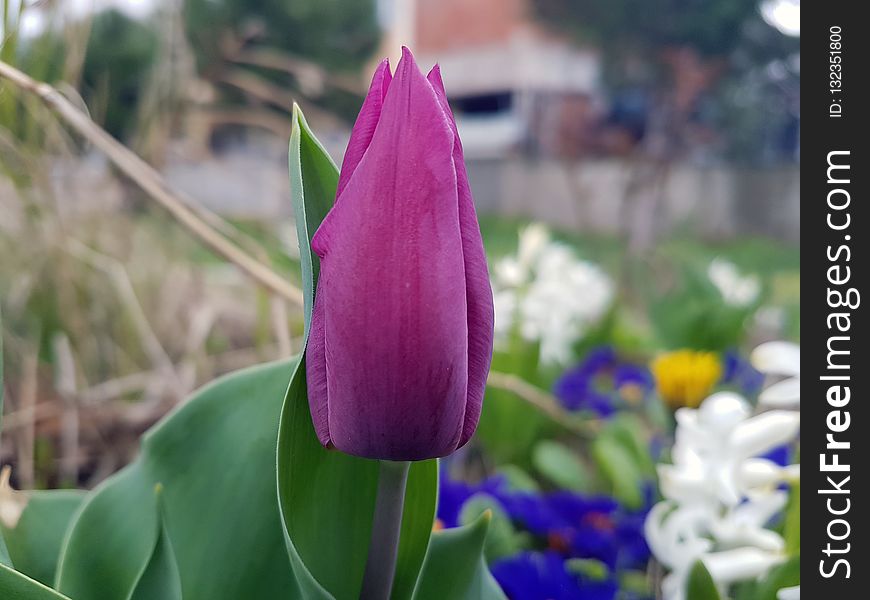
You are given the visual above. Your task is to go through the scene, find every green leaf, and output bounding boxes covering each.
[565,558,609,581]
[686,560,722,600]
[392,461,440,600]
[532,440,592,492]
[128,485,182,600]
[494,465,539,492]
[0,563,72,600]
[755,555,799,600]
[0,488,85,587]
[287,103,339,330]
[591,432,644,508]
[413,513,506,600]
[459,494,524,562]
[606,414,657,477]
[56,360,299,600]
[276,360,437,600]
[619,569,651,595]
[784,483,800,556]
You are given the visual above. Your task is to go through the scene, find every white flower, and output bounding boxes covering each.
[708,259,761,307]
[662,393,800,506]
[490,224,612,364]
[778,585,801,600]
[645,502,786,600]
[752,341,800,408]
[646,389,800,600]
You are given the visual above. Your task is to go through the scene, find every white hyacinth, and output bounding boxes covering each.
[646,345,800,600]
[491,224,612,364]
[707,258,761,307]
[752,341,801,408]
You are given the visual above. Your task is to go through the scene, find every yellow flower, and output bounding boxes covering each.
[651,350,722,409]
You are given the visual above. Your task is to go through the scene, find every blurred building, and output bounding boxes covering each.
[377,0,601,159]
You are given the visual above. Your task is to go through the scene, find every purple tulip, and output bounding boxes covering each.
[305,48,495,461]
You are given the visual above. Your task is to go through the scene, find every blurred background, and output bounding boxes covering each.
[1,0,799,596]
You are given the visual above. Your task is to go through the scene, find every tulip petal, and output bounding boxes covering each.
[312,48,469,460]
[336,59,393,199]
[305,280,331,447]
[428,64,495,447]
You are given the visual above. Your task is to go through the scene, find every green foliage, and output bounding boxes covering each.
[531,0,760,57]
[459,495,525,562]
[686,560,721,600]
[0,563,71,600]
[784,483,800,556]
[277,360,438,600]
[532,440,592,492]
[126,486,182,600]
[56,360,298,599]
[755,556,799,600]
[591,425,646,509]
[183,0,379,72]
[648,261,759,351]
[413,514,506,600]
[81,9,158,139]
[477,346,554,465]
[494,465,540,492]
[287,105,339,328]
[565,558,609,581]
[1,490,85,586]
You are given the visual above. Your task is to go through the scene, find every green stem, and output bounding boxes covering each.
[360,460,411,600]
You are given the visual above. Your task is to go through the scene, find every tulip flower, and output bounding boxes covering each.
[305,47,495,462]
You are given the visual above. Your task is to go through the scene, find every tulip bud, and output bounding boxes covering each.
[305,48,495,461]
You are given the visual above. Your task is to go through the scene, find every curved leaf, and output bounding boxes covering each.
[0,487,85,587]
[413,513,506,600]
[56,360,298,600]
[686,560,722,600]
[127,485,182,600]
[532,440,592,492]
[0,563,72,600]
[591,432,644,509]
[288,103,339,328]
[755,555,799,600]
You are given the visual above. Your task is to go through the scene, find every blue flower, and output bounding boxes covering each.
[491,489,650,570]
[491,551,618,600]
[437,469,653,585]
[722,350,764,395]
[436,466,506,529]
[760,444,791,466]
[554,347,653,417]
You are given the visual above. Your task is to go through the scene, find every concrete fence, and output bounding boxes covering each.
[467,158,800,243]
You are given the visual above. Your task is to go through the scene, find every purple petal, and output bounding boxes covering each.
[312,47,469,460]
[428,64,495,447]
[305,279,331,446]
[335,59,393,199]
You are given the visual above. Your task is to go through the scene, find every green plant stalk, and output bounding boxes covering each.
[359,460,411,600]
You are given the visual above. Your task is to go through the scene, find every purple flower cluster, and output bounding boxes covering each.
[437,468,653,599]
[553,347,654,417]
